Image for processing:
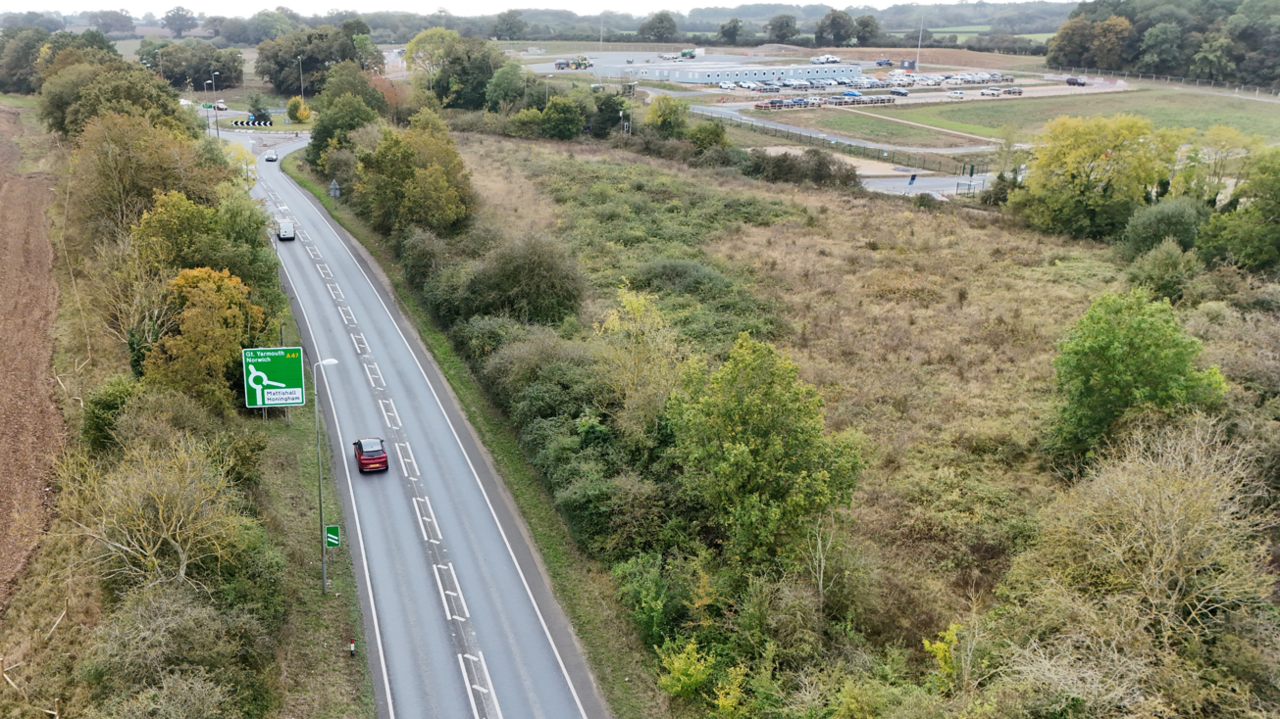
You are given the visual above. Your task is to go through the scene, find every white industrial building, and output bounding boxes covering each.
[597,62,864,85]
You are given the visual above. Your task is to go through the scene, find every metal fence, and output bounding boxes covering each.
[693,109,989,176]
[1046,65,1280,98]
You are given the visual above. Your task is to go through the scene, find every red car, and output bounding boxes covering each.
[353,437,388,473]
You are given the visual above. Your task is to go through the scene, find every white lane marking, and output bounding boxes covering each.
[412,496,441,542]
[378,398,401,428]
[447,563,471,619]
[458,653,503,719]
[363,361,385,388]
[479,651,504,719]
[433,564,454,622]
[278,260,396,719]
[349,333,369,355]
[395,441,418,477]
[329,222,590,719]
[317,263,333,279]
[432,563,470,621]
[306,245,322,259]
[339,306,356,326]
[327,283,343,300]
[458,654,481,719]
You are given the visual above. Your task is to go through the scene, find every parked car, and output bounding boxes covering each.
[756,85,781,93]
[718,81,736,90]
[353,438,388,473]
[1001,75,1016,82]
[843,90,863,97]
[980,87,1003,96]
[1002,87,1023,95]
[948,90,965,100]
[875,59,893,66]
[1066,76,1087,86]
[889,87,909,97]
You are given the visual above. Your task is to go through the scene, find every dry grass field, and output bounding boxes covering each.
[454,133,1127,637]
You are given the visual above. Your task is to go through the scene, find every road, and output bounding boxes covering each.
[243,136,608,719]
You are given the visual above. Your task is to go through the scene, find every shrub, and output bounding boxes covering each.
[555,472,665,559]
[464,236,585,324]
[1126,238,1204,302]
[540,96,583,141]
[741,148,859,189]
[1048,289,1227,460]
[448,314,530,365]
[398,227,446,288]
[285,95,310,123]
[687,121,729,153]
[82,374,144,452]
[1119,195,1208,259]
[635,258,732,300]
[613,553,686,647]
[657,638,713,699]
[979,171,1020,206]
[507,107,542,138]
[1196,147,1280,271]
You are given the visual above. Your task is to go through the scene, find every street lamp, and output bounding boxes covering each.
[203,78,212,129]
[313,358,339,595]
[297,55,305,98]
[546,74,553,106]
[211,71,221,140]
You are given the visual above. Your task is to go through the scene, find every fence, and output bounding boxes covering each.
[1046,65,1280,98]
[694,109,989,176]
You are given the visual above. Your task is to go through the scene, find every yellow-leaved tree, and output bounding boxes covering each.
[593,288,684,442]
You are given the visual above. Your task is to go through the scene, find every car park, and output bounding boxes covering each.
[889,87,909,97]
[980,87,1002,96]
[1002,87,1023,95]
[353,437,388,472]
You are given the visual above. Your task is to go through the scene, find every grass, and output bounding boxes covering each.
[743,108,972,148]
[281,149,673,719]
[864,87,1280,140]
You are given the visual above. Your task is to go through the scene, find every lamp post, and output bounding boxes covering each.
[546,75,553,106]
[203,78,212,128]
[313,358,339,595]
[211,71,221,140]
[297,55,305,98]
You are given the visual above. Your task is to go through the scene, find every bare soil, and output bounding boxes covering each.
[0,106,58,610]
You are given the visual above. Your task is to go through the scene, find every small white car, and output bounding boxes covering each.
[980,87,1002,96]
[948,90,966,100]
[719,81,736,90]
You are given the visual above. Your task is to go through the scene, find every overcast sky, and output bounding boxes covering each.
[51,1,903,21]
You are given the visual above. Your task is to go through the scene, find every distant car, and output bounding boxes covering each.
[980,87,1002,96]
[264,150,278,162]
[213,101,228,111]
[1002,87,1023,95]
[889,87,909,97]
[718,81,736,90]
[353,437,388,473]
[843,90,863,97]
[876,59,893,66]
[948,90,965,99]
[1066,76,1087,86]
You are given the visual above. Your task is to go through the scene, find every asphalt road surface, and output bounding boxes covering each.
[245,137,608,719]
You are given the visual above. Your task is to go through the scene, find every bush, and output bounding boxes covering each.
[508,107,543,138]
[979,172,1020,206]
[448,314,530,365]
[1126,238,1205,303]
[1119,195,1209,259]
[1048,289,1227,460]
[741,148,859,189]
[464,236,585,324]
[635,258,732,300]
[540,96,583,141]
[687,122,729,153]
[285,96,310,123]
[82,375,144,452]
[613,554,687,647]
[398,227,446,289]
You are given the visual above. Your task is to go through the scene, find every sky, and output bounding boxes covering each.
[48,0,911,21]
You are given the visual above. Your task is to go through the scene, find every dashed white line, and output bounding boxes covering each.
[350,332,369,355]
[339,306,357,326]
[395,441,418,477]
[378,398,401,428]
[363,361,385,388]
[317,263,333,279]
[306,245,322,259]
[327,283,343,300]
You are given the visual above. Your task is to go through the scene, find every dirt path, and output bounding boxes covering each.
[0,106,58,609]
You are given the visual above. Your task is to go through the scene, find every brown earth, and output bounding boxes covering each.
[0,106,58,610]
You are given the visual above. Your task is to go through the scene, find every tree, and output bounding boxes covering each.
[491,10,527,41]
[1136,22,1185,73]
[1086,15,1131,69]
[254,25,356,96]
[764,15,798,44]
[1119,195,1208,258]
[161,6,198,39]
[0,27,51,94]
[637,12,678,43]
[1008,114,1182,239]
[668,333,862,564]
[591,92,625,138]
[1047,17,1093,67]
[1048,289,1225,459]
[1201,125,1262,203]
[815,10,857,47]
[434,36,505,110]
[687,121,728,152]
[286,95,310,122]
[316,59,387,114]
[484,61,525,112]
[70,112,229,238]
[1191,36,1237,81]
[1197,148,1280,270]
[306,93,375,164]
[718,18,744,45]
[143,268,268,414]
[595,289,683,441]
[89,9,135,34]
[645,94,688,138]
[540,95,582,140]
[853,15,880,45]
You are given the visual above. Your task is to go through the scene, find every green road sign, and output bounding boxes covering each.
[325,525,340,547]
[201,103,213,108]
[241,347,305,408]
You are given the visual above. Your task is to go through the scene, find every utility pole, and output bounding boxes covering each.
[297,55,305,98]
[915,13,924,71]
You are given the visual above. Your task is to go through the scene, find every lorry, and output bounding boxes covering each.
[680,48,704,59]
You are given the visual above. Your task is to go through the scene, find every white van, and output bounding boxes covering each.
[276,219,296,241]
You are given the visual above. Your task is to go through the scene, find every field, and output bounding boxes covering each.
[865,87,1280,140]
[743,108,974,148]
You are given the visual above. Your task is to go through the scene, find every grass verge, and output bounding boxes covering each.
[282,150,670,719]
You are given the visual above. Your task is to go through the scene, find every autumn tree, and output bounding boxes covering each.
[1198,147,1280,270]
[143,268,267,414]
[645,94,688,138]
[305,92,375,164]
[1008,114,1183,239]
[668,333,862,564]
[315,59,387,114]
[815,10,856,47]
[638,12,679,42]
[764,15,799,44]
[594,289,683,442]
[161,6,198,39]
[1085,15,1131,69]
[540,95,583,140]
[717,18,744,45]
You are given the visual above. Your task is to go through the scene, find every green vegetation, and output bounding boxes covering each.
[864,88,1280,141]
[747,108,969,148]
